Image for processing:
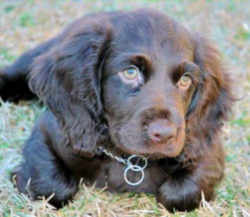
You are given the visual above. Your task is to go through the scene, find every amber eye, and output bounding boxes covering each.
[177,73,192,90]
[122,67,139,80]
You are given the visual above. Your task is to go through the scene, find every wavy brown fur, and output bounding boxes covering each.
[0,9,234,212]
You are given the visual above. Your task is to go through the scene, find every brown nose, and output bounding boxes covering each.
[147,119,177,144]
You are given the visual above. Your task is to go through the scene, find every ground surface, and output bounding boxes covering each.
[0,0,249,216]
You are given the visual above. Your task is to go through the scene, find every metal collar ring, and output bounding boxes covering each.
[124,164,145,186]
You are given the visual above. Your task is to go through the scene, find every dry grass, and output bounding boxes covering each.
[0,0,249,216]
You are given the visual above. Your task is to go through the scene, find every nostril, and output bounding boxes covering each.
[152,133,162,142]
[147,119,176,144]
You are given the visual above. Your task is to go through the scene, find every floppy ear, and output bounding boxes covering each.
[183,35,234,163]
[29,22,112,157]
[193,36,233,129]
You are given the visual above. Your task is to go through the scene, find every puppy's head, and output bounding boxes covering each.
[29,9,233,159]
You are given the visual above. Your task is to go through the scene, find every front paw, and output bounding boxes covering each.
[11,166,36,199]
[157,178,201,212]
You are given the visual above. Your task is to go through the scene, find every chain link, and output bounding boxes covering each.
[97,146,148,186]
[98,146,127,165]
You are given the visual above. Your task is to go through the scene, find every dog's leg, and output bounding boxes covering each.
[0,38,57,102]
[12,124,79,208]
[157,153,224,212]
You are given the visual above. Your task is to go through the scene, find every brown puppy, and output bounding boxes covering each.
[0,9,233,212]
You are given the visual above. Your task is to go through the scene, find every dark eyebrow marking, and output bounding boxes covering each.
[172,61,201,83]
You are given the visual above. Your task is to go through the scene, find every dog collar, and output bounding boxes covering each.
[97,146,148,186]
